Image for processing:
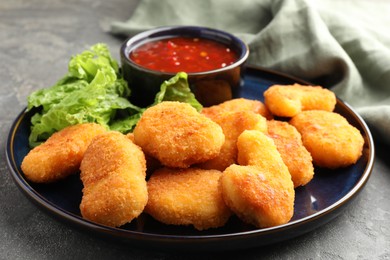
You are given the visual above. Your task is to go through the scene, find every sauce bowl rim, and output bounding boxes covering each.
[120,25,250,76]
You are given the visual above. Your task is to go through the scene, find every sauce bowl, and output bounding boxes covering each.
[120,26,249,107]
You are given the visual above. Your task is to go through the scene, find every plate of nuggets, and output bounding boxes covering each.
[6,66,374,251]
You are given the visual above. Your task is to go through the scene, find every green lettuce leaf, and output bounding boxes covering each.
[27,44,202,147]
[27,43,139,147]
[153,72,202,111]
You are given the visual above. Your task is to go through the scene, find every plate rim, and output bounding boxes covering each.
[5,65,375,249]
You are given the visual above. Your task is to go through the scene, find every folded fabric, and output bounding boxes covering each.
[111,0,390,145]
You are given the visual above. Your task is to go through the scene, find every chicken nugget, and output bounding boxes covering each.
[236,130,291,179]
[221,130,294,228]
[264,84,336,117]
[127,132,161,175]
[21,123,107,183]
[201,98,273,120]
[133,101,225,168]
[221,164,294,228]
[221,130,295,228]
[199,111,267,171]
[267,120,314,187]
[126,132,135,142]
[290,110,364,169]
[80,131,147,227]
[145,167,232,230]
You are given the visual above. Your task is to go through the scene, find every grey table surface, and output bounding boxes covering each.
[1,0,389,259]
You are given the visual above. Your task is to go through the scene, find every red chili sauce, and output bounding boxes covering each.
[129,37,238,73]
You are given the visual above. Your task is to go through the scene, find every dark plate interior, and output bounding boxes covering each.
[5,65,375,251]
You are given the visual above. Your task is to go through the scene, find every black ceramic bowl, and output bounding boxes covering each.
[120,26,249,107]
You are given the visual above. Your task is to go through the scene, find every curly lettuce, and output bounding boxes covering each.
[27,44,140,147]
[153,72,202,111]
[27,43,202,147]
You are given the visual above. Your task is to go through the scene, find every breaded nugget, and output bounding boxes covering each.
[221,130,294,228]
[145,167,232,230]
[199,111,267,171]
[126,132,135,142]
[264,84,336,117]
[21,123,107,183]
[290,110,364,169]
[201,98,273,120]
[126,132,161,175]
[267,120,314,187]
[221,164,294,228]
[80,131,147,227]
[133,101,225,168]
[236,130,291,179]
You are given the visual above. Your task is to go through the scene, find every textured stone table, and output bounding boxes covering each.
[1,0,389,259]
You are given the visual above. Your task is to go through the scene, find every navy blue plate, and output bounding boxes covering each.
[5,66,375,251]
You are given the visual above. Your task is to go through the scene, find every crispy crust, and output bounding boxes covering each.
[145,167,232,230]
[221,130,294,228]
[133,101,225,168]
[264,84,336,117]
[80,131,147,227]
[290,110,364,169]
[267,120,314,187]
[201,98,273,120]
[21,123,107,183]
[221,164,295,228]
[199,111,267,171]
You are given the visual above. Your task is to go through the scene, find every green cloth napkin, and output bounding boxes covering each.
[111,0,390,145]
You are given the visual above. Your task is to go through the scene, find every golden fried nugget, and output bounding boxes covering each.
[236,130,291,178]
[126,132,135,142]
[201,98,273,120]
[264,84,336,117]
[267,120,314,187]
[126,132,161,175]
[199,111,267,171]
[21,123,107,183]
[221,164,295,228]
[290,110,364,169]
[80,131,147,227]
[133,101,225,168]
[221,130,294,228]
[145,167,232,230]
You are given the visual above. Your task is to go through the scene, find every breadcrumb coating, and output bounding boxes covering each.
[133,101,225,168]
[202,98,273,120]
[199,110,267,171]
[221,130,294,228]
[21,123,107,183]
[290,110,364,169]
[267,120,314,187]
[80,131,147,227]
[264,84,336,117]
[146,167,232,230]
